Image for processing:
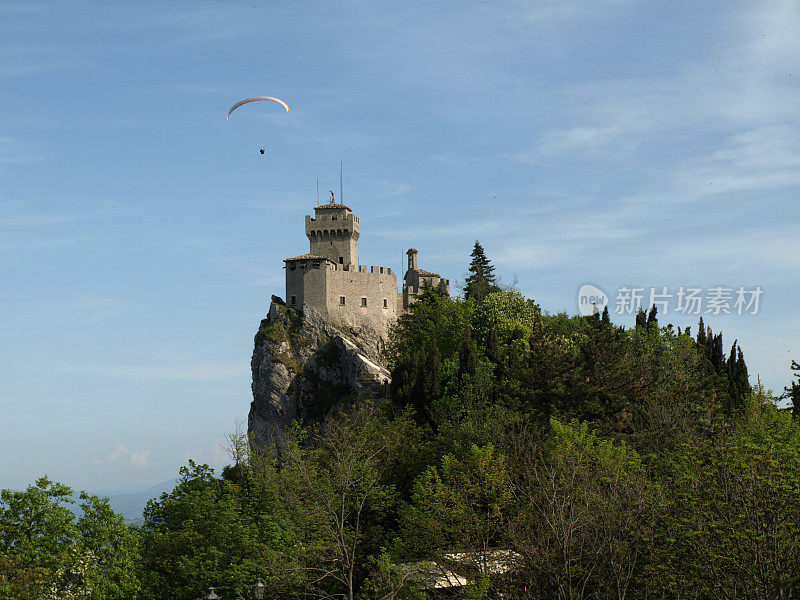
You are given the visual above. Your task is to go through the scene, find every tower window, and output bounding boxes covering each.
[339,257,344,264]
[361,298,367,307]
[313,262,320,269]
[340,296,346,306]
[291,296,296,305]
[383,299,388,308]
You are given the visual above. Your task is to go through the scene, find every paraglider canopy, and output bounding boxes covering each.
[226,96,289,119]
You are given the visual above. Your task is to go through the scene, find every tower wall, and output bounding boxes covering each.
[305,207,360,268]
[285,258,330,313]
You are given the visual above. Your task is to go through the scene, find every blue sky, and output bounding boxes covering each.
[2,1,798,491]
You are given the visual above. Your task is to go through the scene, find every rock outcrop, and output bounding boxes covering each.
[248,297,391,453]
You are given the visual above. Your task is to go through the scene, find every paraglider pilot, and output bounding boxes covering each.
[259,148,265,154]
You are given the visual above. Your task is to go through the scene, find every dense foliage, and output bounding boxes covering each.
[3,242,799,600]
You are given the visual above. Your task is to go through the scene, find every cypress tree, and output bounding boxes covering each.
[647,305,658,329]
[727,340,737,378]
[635,307,647,329]
[422,342,443,400]
[486,324,500,365]
[601,305,611,326]
[785,360,800,419]
[736,346,750,398]
[711,333,725,374]
[458,325,478,379]
[464,241,500,302]
[697,317,706,346]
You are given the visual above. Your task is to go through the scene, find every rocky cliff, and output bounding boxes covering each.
[248,297,392,453]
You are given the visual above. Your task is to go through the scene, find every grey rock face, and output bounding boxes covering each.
[248,300,391,454]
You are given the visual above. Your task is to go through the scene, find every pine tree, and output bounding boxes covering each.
[601,305,611,326]
[464,241,500,302]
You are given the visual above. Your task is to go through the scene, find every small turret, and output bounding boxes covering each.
[407,248,418,271]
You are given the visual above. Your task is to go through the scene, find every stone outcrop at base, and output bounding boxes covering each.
[248,297,391,454]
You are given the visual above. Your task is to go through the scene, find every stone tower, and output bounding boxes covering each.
[305,195,360,269]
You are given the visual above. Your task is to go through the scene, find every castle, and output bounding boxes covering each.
[283,196,450,339]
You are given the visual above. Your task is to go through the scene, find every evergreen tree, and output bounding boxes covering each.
[458,325,478,379]
[464,241,500,302]
[783,360,800,419]
[601,305,611,326]
[423,342,443,401]
[647,305,658,329]
[735,346,751,399]
[486,324,500,365]
[696,317,706,347]
[635,307,647,329]
[725,340,751,413]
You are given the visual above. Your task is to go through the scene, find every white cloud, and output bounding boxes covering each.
[107,443,129,463]
[130,450,151,467]
[92,444,150,467]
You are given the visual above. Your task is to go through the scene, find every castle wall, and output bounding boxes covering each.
[325,266,397,339]
[286,260,397,340]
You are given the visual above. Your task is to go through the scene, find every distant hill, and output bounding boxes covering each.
[93,479,177,523]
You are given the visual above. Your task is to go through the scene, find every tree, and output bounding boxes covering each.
[649,394,800,599]
[400,444,514,588]
[279,404,406,600]
[0,477,139,600]
[464,241,501,302]
[508,420,656,600]
[646,305,658,329]
[783,360,800,419]
[139,461,282,600]
[696,316,706,347]
[458,325,478,380]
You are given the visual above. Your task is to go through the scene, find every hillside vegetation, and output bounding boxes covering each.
[3,245,800,600]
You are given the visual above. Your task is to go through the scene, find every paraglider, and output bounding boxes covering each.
[227,96,289,154]
[226,96,289,119]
